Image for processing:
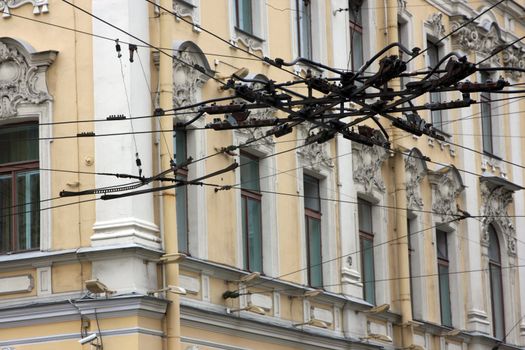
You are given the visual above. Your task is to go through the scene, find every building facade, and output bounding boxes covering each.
[0,0,524,350]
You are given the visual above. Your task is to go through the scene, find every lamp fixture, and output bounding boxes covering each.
[360,333,393,342]
[362,303,390,314]
[226,303,266,315]
[85,279,115,295]
[293,318,328,329]
[159,253,187,263]
[147,285,187,296]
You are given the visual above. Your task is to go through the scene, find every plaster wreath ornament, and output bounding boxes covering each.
[428,167,464,223]
[0,41,51,119]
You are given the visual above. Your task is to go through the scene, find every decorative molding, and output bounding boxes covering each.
[480,181,516,255]
[173,0,200,29]
[0,39,56,119]
[0,274,33,295]
[397,0,407,13]
[172,41,212,121]
[428,166,465,222]
[297,122,333,172]
[228,0,268,55]
[352,143,388,193]
[36,266,51,296]
[450,16,505,66]
[502,45,525,80]
[0,0,48,18]
[426,13,445,38]
[405,148,427,210]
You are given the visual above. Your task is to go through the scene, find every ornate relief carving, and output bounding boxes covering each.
[405,149,426,210]
[173,0,200,26]
[502,45,525,80]
[234,105,276,147]
[297,122,333,172]
[352,143,388,193]
[231,32,264,53]
[427,13,445,38]
[0,41,54,119]
[0,0,48,17]
[428,167,464,222]
[172,42,212,123]
[451,17,505,66]
[480,181,516,255]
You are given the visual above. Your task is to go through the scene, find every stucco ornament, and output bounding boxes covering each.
[428,167,464,222]
[0,0,48,17]
[397,0,407,13]
[405,149,427,210]
[451,16,505,66]
[352,142,388,193]
[502,45,525,80]
[480,181,516,255]
[172,42,212,123]
[297,122,333,172]
[0,41,52,119]
[173,0,199,25]
[427,13,445,38]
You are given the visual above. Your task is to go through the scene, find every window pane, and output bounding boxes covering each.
[490,263,505,339]
[304,175,320,211]
[361,237,375,304]
[438,264,452,326]
[307,216,322,287]
[488,225,501,262]
[351,30,363,70]
[297,0,312,58]
[0,174,12,253]
[481,94,493,154]
[176,177,188,253]
[0,124,39,164]
[358,199,372,233]
[237,0,253,34]
[240,154,260,192]
[436,230,448,259]
[16,170,39,251]
[173,129,187,166]
[243,197,262,272]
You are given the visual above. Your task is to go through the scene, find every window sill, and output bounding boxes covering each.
[232,27,265,52]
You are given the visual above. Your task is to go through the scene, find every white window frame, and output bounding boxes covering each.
[289,0,327,63]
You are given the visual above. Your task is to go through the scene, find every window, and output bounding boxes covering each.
[436,229,452,326]
[296,0,312,59]
[0,124,40,253]
[174,129,189,253]
[488,225,505,339]
[235,0,253,35]
[481,72,494,155]
[358,199,375,304]
[240,153,263,272]
[304,174,322,287]
[407,218,415,317]
[427,40,443,129]
[349,1,363,72]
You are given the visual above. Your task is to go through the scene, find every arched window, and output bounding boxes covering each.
[488,224,505,339]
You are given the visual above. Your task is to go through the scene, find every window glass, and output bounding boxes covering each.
[361,236,376,304]
[427,40,443,129]
[240,154,260,192]
[489,225,505,339]
[0,124,38,164]
[358,199,372,233]
[304,174,320,211]
[349,6,363,71]
[480,73,493,154]
[236,0,253,34]
[436,229,452,327]
[174,130,189,253]
[296,0,312,59]
[0,123,39,253]
[241,152,262,272]
[307,216,322,287]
